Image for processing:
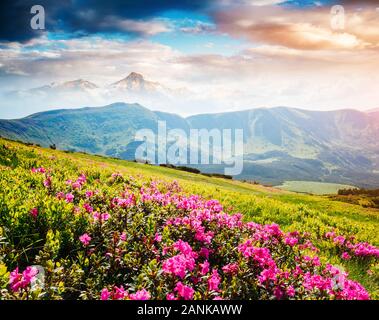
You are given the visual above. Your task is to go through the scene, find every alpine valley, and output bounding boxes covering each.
[1,99,378,188]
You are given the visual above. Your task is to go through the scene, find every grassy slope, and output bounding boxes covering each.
[1,137,378,296]
[276,181,355,195]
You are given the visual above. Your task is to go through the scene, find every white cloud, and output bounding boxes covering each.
[100,17,172,35]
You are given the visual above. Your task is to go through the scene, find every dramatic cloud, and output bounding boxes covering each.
[0,0,215,42]
[213,5,379,51]
[0,37,184,86]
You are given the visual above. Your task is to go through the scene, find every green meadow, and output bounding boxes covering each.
[1,137,378,298]
[276,181,355,195]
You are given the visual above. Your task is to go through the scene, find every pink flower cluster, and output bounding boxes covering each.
[66,173,86,190]
[174,282,194,300]
[208,269,221,292]
[100,287,150,300]
[134,183,372,300]
[162,240,197,279]
[43,176,52,188]
[112,194,135,208]
[9,266,38,292]
[222,263,239,275]
[325,231,379,259]
[92,211,110,222]
[56,191,75,203]
[23,170,376,300]
[236,239,369,300]
[31,167,46,174]
[31,167,53,189]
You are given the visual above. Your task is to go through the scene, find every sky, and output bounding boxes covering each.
[0,0,379,118]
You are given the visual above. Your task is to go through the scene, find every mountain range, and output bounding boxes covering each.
[0,102,378,188]
[28,79,99,93]
[22,72,173,96]
[1,73,190,119]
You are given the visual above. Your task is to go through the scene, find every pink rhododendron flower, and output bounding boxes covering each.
[162,254,195,279]
[334,235,346,246]
[9,266,38,292]
[43,176,52,188]
[111,172,123,179]
[287,286,296,297]
[208,269,221,292]
[264,223,283,238]
[120,232,127,241]
[85,190,94,198]
[79,233,91,246]
[174,282,194,300]
[67,174,86,190]
[324,231,379,259]
[274,287,284,299]
[101,288,110,300]
[83,203,93,213]
[195,228,214,244]
[199,261,210,275]
[31,167,46,174]
[312,256,321,266]
[72,182,81,190]
[30,208,38,219]
[56,191,65,200]
[9,267,23,292]
[154,233,162,242]
[129,289,151,300]
[285,236,298,247]
[222,263,238,275]
[65,193,74,203]
[173,240,196,257]
[325,231,336,239]
[199,247,210,259]
[303,273,329,292]
[113,285,127,300]
[342,252,351,260]
[353,243,379,258]
[93,211,110,222]
[77,174,86,183]
[113,195,135,208]
[22,266,38,285]
[238,241,275,269]
[166,293,177,300]
[258,265,278,285]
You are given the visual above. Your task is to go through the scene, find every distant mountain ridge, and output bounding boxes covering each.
[28,79,99,93]
[12,72,184,98]
[1,102,378,188]
[1,72,191,119]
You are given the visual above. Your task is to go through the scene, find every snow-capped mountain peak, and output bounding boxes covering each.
[58,79,99,90]
[28,79,98,93]
[109,72,163,93]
